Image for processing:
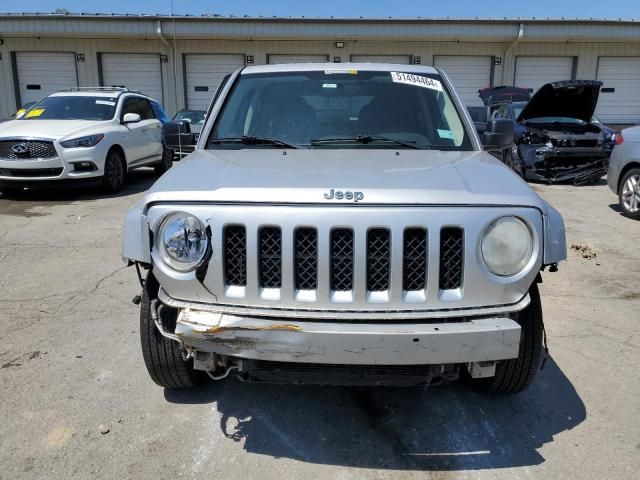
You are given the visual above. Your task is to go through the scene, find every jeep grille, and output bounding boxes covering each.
[220,223,463,295]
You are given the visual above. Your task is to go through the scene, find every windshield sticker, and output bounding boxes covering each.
[96,100,116,106]
[322,83,338,89]
[325,69,358,75]
[437,129,454,139]
[390,72,442,92]
[24,108,45,118]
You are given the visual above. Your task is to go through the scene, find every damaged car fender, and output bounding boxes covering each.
[542,201,567,265]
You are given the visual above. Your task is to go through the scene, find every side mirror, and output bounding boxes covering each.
[122,113,141,124]
[482,119,514,151]
[163,120,195,148]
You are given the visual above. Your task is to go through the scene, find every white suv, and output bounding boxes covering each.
[0,88,173,194]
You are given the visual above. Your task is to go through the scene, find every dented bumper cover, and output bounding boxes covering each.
[519,144,609,184]
[174,308,521,365]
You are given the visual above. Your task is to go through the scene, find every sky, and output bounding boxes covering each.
[1,0,639,20]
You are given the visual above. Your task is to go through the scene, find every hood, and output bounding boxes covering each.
[0,119,107,140]
[478,86,531,106]
[517,80,602,123]
[141,149,546,209]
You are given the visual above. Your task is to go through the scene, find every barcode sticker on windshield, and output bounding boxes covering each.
[390,72,442,92]
[96,100,116,106]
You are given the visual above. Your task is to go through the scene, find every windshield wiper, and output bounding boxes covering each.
[209,136,298,149]
[309,135,425,149]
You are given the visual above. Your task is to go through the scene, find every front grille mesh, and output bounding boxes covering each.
[403,228,427,291]
[331,229,354,291]
[259,227,281,288]
[294,228,317,290]
[366,229,390,292]
[0,140,57,159]
[216,223,467,300]
[439,227,464,290]
[224,226,247,286]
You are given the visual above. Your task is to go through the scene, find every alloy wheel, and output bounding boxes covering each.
[621,174,640,213]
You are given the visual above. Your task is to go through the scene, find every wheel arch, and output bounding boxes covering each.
[107,144,128,173]
[618,161,640,193]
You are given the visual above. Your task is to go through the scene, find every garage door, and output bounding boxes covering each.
[267,54,329,64]
[184,54,245,110]
[596,57,640,124]
[14,52,78,106]
[350,55,411,64]
[433,56,492,106]
[100,53,163,102]
[514,56,574,93]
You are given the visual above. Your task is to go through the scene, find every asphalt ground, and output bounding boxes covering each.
[0,171,638,479]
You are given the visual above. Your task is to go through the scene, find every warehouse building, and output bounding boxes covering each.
[1,13,639,124]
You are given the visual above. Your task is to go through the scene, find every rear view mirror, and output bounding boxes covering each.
[163,120,195,148]
[482,119,514,151]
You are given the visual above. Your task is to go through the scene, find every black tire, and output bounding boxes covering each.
[140,272,206,389]
[102,149,126,193]
[618,168,640,220]
[469,283,544,394]
[154,147,173,176]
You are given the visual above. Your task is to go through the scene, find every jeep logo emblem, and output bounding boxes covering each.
[12,143,29,155]
[323,189,364,203]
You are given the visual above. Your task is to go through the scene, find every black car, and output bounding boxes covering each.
[162,109,206,159]
[480,81,616,184]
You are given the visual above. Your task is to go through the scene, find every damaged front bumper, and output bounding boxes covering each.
[171,308,522,366]
[519,145,610,184]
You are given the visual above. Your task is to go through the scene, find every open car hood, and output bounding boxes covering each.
[517,80,602,123]
[478,86,531,106]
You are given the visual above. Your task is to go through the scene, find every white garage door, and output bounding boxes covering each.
[596,57,640,124]
[433,56,492,106]
[514,56,574,93]
[100,53,163,102]
[185,54,245,110]
[267,54,329,64]
[15,52,78,105]
[350,55,411,64]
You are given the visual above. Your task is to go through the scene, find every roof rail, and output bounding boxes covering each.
[62,86,145,95]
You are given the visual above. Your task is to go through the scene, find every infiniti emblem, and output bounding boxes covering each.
[12,143,29,155]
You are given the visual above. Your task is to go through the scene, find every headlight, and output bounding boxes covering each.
[60,134,105,148]
[156,212,209,272]
[481,216,533,277]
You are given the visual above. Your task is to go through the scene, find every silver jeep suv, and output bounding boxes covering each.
[122,64,567,393]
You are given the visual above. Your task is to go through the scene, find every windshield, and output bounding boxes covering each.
[512,103,526,120]
[208,70,472,150]
[173,110,206,125]
[20,96,117,121]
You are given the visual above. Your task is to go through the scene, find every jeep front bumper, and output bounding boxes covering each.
[174,308,521,365]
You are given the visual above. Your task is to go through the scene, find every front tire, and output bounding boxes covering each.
[469,283,544,394]
[154,147,173,176]
[618,168,640,220]
[102,149,126,193]
[140,272,205,389]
